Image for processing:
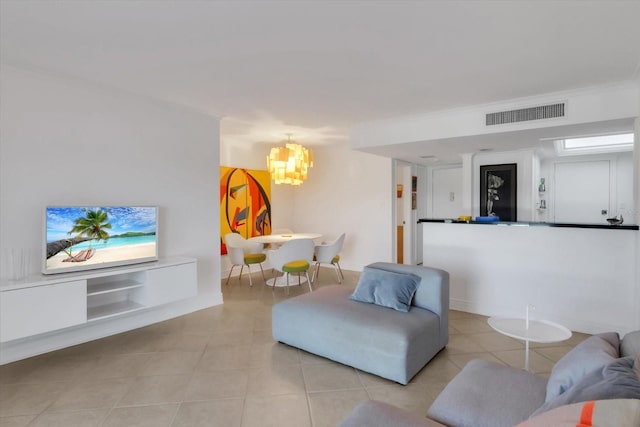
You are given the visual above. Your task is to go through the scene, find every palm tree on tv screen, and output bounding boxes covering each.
[68,208,112,249]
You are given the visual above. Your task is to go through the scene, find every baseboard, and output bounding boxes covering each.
[449,297,632,335]
[0,292,223,364]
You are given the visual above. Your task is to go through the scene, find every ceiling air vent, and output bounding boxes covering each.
[486,103,565,126]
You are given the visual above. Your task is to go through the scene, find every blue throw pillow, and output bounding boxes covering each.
[350,267,420,312]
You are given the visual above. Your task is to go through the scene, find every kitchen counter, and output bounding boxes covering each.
[417,218,638,231]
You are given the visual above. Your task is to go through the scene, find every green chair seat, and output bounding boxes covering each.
[283,260,310,273]
[245,253,266,264]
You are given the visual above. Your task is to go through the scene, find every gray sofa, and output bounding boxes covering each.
[338,330,640,427]
[272,262,449,385]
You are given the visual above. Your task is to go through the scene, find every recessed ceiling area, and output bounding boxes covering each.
[362,118,636,166]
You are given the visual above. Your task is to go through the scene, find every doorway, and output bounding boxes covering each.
[394,161,413,265]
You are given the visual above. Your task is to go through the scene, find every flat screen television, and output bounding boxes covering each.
[44,206,158,275]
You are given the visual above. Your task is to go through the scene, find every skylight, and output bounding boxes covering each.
[555,133,634,156]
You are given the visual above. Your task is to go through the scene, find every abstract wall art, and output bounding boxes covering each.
[220,167,271,254]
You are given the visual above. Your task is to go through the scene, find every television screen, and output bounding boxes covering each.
[44,206,158,274]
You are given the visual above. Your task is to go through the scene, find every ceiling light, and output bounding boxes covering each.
[267,134,314,186]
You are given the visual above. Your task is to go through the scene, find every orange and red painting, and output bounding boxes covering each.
[220,167,271,254]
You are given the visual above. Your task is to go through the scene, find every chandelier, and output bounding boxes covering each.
[267,135,314,185]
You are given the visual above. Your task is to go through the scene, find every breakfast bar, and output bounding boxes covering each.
[418,219,639,336]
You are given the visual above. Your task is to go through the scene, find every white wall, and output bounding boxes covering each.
[291,143,393,270]
[0,64,221,305]
[219,137,394,273]
[428,166,463,219]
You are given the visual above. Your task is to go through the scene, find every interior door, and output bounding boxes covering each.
[553,160,611,223]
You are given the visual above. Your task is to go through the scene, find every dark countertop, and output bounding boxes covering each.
[418,218,639,230]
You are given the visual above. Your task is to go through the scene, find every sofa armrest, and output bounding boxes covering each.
[338,400,446,427]
[427,359,547,427]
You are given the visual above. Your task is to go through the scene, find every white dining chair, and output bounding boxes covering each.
[267,238,315,293]
[312,233,345,284]
[224,233,266,287]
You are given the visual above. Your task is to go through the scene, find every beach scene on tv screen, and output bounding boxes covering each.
[46,206,157,271]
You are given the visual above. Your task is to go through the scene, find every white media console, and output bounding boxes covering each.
[0,257,197,363]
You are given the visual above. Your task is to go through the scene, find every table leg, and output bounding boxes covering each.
[525,339,530,371]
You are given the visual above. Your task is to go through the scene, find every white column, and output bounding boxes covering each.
[634,117,640,330]
[461,153,475,216]
[634,117,640,228]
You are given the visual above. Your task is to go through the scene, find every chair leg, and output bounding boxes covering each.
[246,264,253,287]
[333,263,342,283]
[238,265,245,283]
[312,262,320,284]
[225,265,236,286]
[336,262,344,282]
[297,272,302,286]
[285,272,290,295]
[258,263,266,283]
[271,270,278,292]
[306,271,313,292]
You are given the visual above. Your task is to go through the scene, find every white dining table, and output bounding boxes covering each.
[248,233,322,287]
[248,232,322,245]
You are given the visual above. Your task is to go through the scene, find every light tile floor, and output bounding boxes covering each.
[0,268,588,427]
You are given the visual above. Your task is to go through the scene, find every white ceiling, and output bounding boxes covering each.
[2,1,640,162]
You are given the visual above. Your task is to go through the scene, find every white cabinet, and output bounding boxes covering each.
[146,262,197,306]
[0,280,86,341]
[0,257,197,343]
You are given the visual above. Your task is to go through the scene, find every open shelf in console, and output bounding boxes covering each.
[87,279,145,296]
[87,271,147,322]
[88,300,146,322]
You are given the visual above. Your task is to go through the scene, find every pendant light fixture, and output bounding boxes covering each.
[267,134,314,185]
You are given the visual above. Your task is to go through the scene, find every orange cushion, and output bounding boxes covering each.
[515,399,640,427]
